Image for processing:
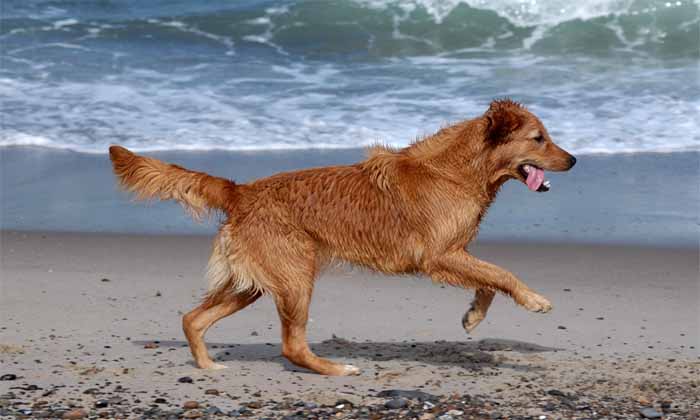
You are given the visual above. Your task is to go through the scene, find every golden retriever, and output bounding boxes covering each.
[109,99,576,375]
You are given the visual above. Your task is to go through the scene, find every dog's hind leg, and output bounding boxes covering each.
[182,290,261,370]
[274,283,360,376]
[462,289,495,333]
[249,231,359,376]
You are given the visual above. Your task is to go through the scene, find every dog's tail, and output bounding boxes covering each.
[109,145,237,219]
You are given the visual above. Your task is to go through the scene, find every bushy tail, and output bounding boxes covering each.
[109,145,237,219]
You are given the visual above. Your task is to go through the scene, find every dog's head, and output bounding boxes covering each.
[482,99,576,192]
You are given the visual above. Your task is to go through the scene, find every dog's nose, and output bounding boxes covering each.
[568,155,577,168]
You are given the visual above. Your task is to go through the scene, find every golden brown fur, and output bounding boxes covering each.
[109,99,576,375]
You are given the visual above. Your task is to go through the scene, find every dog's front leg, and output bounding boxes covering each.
[426,249,552,314]
[462,288,496,333]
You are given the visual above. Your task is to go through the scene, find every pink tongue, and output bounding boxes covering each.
[526,167,545,191]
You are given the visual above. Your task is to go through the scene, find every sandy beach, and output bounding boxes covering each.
[1,230,697,418]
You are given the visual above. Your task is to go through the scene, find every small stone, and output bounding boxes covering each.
[0,374,17,381]
[377,389,438,402]
[100,278,110,282]
[246,401,262,409]
[447,410,464,416]
[94,399,109,408]
[640,408,663,419]
[206,406,222,415]
[335,399,354,409]
[557,325,567,330]
[437,415,453,420]
[251,331,259,336]
[155,291,162,297]
[636,395,651,406]
[154,397,167,404]
[546,389,568,398]
[183,401,199,409]
[144,342,159,349]
[204,389,220,396]
[183,410,203,419]
[385,398,408,409]
[62,408,88,419]
[178,376,193,383]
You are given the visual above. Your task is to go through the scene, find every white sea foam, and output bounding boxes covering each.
[354,0,693,26]
[1,57,697,155]
[53,18,79,29]
[148,19,236,53]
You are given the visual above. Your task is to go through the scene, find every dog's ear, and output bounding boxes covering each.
[484,99,522,144]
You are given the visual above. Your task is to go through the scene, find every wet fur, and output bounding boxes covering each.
[109,99,576,375]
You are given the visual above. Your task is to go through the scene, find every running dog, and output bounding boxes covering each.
[109,99,576,375]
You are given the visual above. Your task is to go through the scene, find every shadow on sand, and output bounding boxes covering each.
[133,337,558,373]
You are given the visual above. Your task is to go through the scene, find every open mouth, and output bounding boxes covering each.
[519,164,551,192]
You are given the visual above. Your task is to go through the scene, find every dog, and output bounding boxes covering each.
[109,99,576,376]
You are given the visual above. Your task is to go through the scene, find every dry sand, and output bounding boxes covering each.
[1,231,698,418]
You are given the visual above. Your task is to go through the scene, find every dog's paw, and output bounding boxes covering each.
[462,309,485,333]
[521,292,553,313]
[341,364,361,376]
[200,362,229,370]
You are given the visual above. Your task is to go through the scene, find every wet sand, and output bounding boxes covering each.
[1,231,698,418]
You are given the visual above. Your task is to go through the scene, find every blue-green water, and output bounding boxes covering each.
[1,0,699,154]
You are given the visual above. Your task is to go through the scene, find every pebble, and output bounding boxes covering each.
[62,408,88,419]
[206,406,222,415]
[0,374,17,381]
[546,389,568,398]
[94,399,109,408]
[437,415,454,420]
[178,376,194,383]
[377,389,439,402]
[205,388,220,395]
[183,401,199,409]
[385,398,408,409]
[144,342,159,349]
[637,395,651,405]
[183,410,203,418]
[640,408,663,419]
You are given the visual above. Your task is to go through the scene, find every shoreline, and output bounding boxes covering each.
[3,144,700,156]
[1,146,699,247]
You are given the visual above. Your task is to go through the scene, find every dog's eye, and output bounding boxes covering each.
[533,135,544,143]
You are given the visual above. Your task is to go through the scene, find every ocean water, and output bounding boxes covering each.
[1,0,699,155]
